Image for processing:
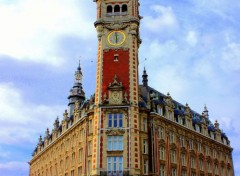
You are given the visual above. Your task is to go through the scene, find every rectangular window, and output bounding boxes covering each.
[189,140,194,150]
[88,160,91,176]
[143,118,147,131]
[215,164,218,174]
[157,106,163,115]
[171,168,177,176]
[199,159,203,171]
[144,160,148,174]
[108,113,123,128]
[71,170,74,176]
[107,156,123,174]
[181,170,187,176]
[72,152,75,166]
[89,119,92,133]
[158,126,164,139]
[181,153,186,166]
[159,146,165,160]
[197,142,202,152]
[78,149,82,163]
[78,166,82,176]
[195,124,200,132]
[159,164,165,176]
[169,131,175,143]
[143,140,148,154]
[170,150,176,163]
[107,136,123,151]
[65,157,69,169]
[206,146,209,156]
[180,135,185,147]
[88,141,92,156]
[213,149,217,158]
[208,162,211,173]
[191,172,196,176]
[190,157,195,168]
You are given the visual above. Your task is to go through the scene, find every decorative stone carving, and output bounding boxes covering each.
[105,129,125,135]
[105,22,128,30]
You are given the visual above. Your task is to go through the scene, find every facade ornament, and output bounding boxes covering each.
[38,135,43,145]
[165,92,174,108]
[214,120,220,130]
[105,129,125,135]
[45,128,50,139]
[63,110,68,121]
[185,103,191,117]
[105,22,128,30]
[53,117,60,130]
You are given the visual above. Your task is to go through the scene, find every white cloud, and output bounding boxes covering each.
[221,42,240,71]
[0,0,95,66]
[142,5,178,33]
[0,83,65,145]
[186,31,198,46]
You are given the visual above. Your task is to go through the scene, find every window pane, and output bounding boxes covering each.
[114,114,118,127]
[108,114,112,127]
[119,114,123,127]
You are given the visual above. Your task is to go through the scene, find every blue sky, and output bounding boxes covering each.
[0,0,239,175]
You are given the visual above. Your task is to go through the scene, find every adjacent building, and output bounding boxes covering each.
[29,0,234,176]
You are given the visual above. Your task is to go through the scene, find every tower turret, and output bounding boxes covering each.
[68,62,85,116]
[142,67,148,87]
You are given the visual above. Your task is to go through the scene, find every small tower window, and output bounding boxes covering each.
[107,5,113,15]
[122,4,128,14]
[114,5,120,15]
[114,54,119,62]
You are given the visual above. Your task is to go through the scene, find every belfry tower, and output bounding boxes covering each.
[92,0,141,175]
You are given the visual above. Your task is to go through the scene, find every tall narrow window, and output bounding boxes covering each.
[159,164,165,176]
[214,164,219,175]
[189,140,194,150]
[88,141,92,156]
[157,106,163,115]
[89,119,92,133]
[169,131,175,143]
[78,149,82,163]
[78,166,82,176]
[190,157,195,168]
[143,140,148,154]
[207,162,211,173]
[181,153,186,166]
[180,135,185,147]
[158,126,164,139]
[171,167,177,176]
[197,142,202,152]
[181,170,187,176]
[170,150,176,163]
[199,158,203,171]
[72,152,75,166]
[71,170,74,176]
[159,146,165,160]
[88,160,91,176]
[144,160,148,174]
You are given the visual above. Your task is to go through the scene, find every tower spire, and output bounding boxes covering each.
[142,67,148,87]
[68,62,85,116]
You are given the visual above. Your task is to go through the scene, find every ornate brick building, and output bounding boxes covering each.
[29,0,234,176]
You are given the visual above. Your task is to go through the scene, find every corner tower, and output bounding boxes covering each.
[92,0,141,175]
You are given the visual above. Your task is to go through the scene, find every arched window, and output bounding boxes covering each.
[107,5,113,14]
[114,5,120,14]
[122,4,128,13]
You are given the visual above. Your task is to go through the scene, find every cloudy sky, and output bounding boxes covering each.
[0,0,239,175]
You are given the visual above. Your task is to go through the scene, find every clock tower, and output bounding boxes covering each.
[92,0,141,175]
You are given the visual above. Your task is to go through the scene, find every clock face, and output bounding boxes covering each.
[108,30,126,46]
